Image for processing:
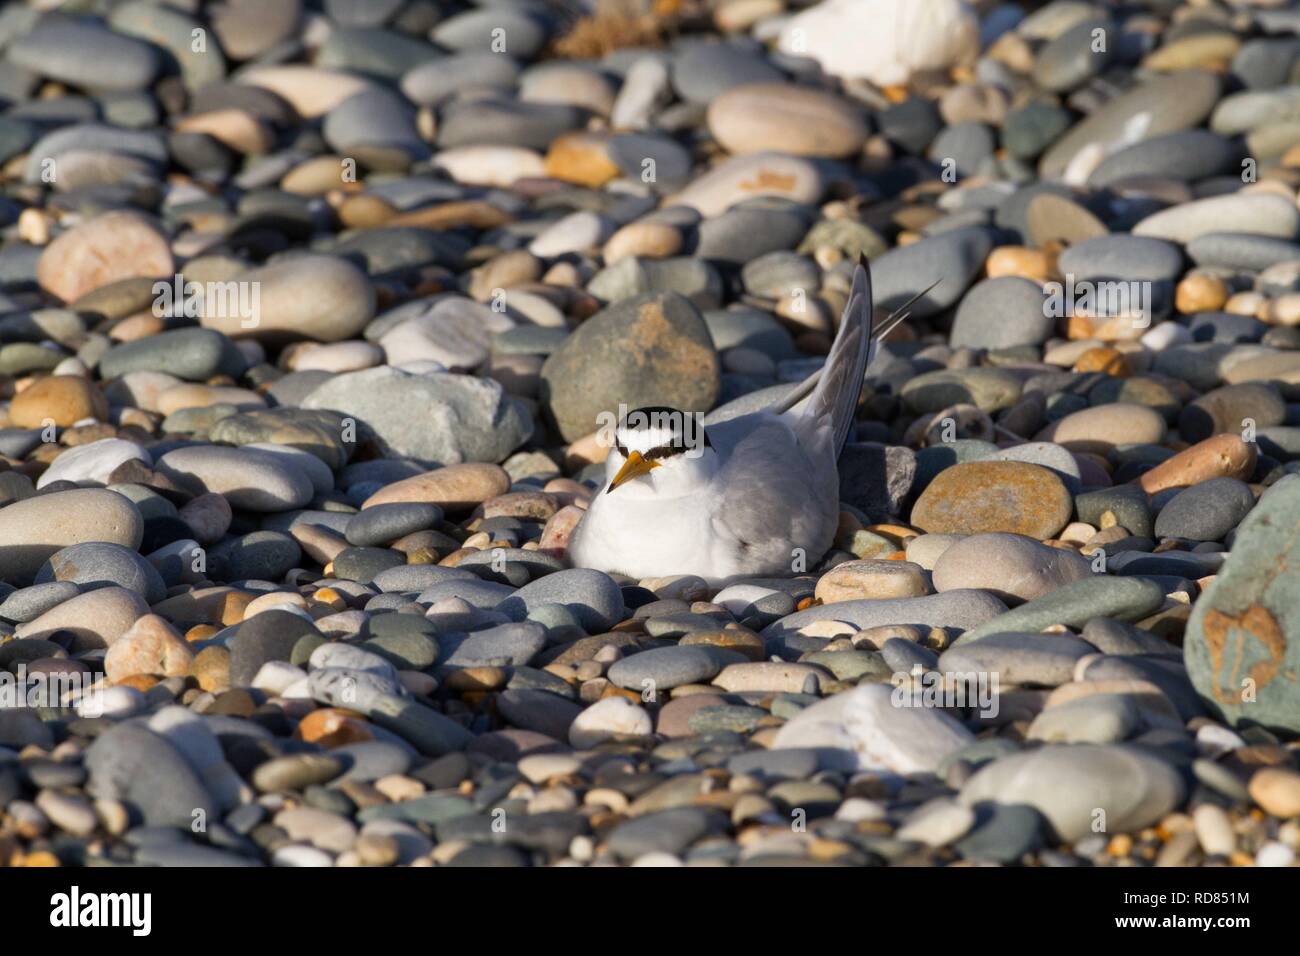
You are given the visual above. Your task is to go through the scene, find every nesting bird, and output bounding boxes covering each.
[569,256,912,584]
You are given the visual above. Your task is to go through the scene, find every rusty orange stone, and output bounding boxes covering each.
[297,708,374,748]
[1138,434,1257,494]
[115,674,160,692]
[1073,346,1130,376]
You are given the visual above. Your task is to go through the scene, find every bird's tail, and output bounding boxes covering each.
[797,254,873,455]
[778,257,936,455]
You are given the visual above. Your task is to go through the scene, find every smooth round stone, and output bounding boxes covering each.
[911,461,1071,539]
[540,292,718,442]
[760,591,1007,645]
[956,576,1165,645]
[1133,193,1300,245]
[521,63,617,115]
[1232,37,1300,90]
[815,560,929,603]
[438,97,582,151]
[950,277,1055,349]
[1179,383,1285,443]
[323,88,428,168]
[740,251,819,300]
[606,807,726,861]
[108,1,226,90]
[667,152,823,217]
[1003,101,1073,160]
[10,15,161,92]
[1187,233,1300,272]
[35,542,165,604]
[928,120,996,177]
[495,568,625,633]
[933,533,1091,604]
[156,446,314,512]
[528,211,615,258]
[992,442,1082,495]
[437,622,546,670]
[36,211,173,303]
[955,804,1044,863]
[959,744,1184,842]
[902,368,1021,414]
[377,299,509,372]
[345,503,442,547]
[209,407,353,471]
[706,83,867,158]
[200,253,375,343]
[1033,17,1114,91]
[1154,476,1255,543]
[1249,768,1300,819]
[1057,234,1184,284]
[772,683,974,773]
[362,463,510,511]
[0,581,79,624]
[896,797,976,847]
[332,547,404,584]
[317,24,434,81]
[0,489,143,585]
[587,257,723,309]
[84,723,216,828]
[400,52,520,105]
[432,8,548,58]
[672,42,783,103]
[870,226,994,318]
[99,327,248,382]
[606,645,746,691]
[14,585,148,650]
[372,565,474,594]
[939,632,1096,687]
[1089,130,1238,187]
[35,438,150,489]
[212,532,302,581]
[1035,403,1167,454]
[1027,694,1143,745]
[1040,71,1221,179]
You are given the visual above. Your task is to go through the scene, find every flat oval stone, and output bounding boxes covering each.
[956,576,1166,645]
[0,489,143,585]
[706,83,868,158]
[155,445,314,512]
[939,632,1096,687]
[960,744,1184,842]
[1040,71,1221,179]
[1132,193,1300,244]
[667,152,823,218]
[36,211,173,303]
[607,645,747,691]
[911,461,1072,539]
[933,533,1092,604]
[1035,403,1167,454]
[772,683,974,773]
[200,254,375,343]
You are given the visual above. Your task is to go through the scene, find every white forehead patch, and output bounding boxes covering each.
[615,424,682,455]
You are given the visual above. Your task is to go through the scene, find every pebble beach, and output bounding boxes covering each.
[0,0,1297,872]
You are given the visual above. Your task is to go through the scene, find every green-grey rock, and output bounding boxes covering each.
[954,576,1165,645]
[1184,474,1300,733]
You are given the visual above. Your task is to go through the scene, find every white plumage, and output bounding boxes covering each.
[568,258,882,585]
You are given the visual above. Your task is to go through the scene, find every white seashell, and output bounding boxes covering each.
[777,0,980,87]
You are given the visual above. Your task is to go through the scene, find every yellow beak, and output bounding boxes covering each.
[606,450,660,493]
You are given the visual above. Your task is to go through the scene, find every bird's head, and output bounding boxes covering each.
[603,405,717,498]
